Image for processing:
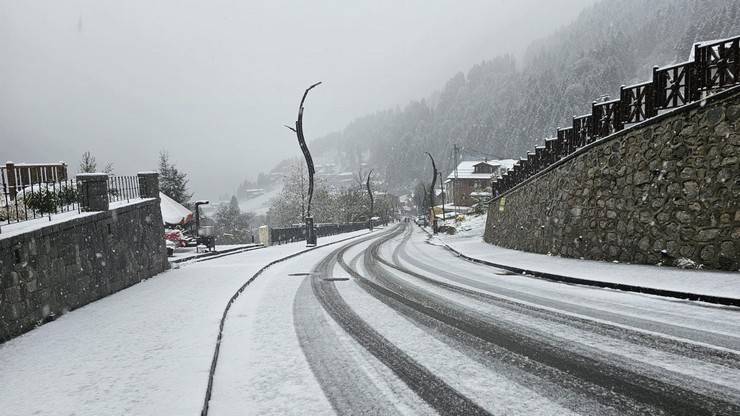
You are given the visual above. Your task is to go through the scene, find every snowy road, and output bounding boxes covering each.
[210,222,740,415]
[2,224,739,415]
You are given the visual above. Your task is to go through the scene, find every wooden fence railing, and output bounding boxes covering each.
[492,35,740,196]
[1,161,68,199]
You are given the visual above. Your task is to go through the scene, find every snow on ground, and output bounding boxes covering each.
[237,187,281,215]
[168,244,260,262]
[336,240,578,415]
[0,230,368,416]
[387,247,740,388]
[428,214,740,299]
[207,247,338,416]
[0,209,97,239]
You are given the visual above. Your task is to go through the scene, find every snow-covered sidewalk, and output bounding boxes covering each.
[169,243,261,263]
[0,230,368,416]
[428,216,740,300]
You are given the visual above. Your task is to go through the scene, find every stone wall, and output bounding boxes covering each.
[484,86,740,271]
[0,198,167,342]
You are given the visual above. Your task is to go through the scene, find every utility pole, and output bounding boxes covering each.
[453,143,460,208]
[439,171,445,229]
[425,152,438,234]
[285,82,321,246]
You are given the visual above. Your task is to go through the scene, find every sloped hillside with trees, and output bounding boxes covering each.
[308,0,740,193]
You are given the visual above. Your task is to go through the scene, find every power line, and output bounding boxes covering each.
[463,147,506,160]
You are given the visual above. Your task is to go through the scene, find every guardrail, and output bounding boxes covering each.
[270,222,367,245]
[1,169,145,230]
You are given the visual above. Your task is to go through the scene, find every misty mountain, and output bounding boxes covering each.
[304,0,740,194]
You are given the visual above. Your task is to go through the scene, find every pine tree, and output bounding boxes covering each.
[290,0,740,195]
[215,195,253,243]
[79,151,97,173]
[79,151,114,174]
[158,151,192,205]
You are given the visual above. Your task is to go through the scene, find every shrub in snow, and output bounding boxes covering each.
[675,257,703,270]
[22,183,77,215]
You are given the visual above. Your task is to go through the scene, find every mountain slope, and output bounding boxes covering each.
[309,0,740,193]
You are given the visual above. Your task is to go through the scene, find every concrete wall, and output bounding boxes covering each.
[0,198,167,342]
[484,87,740,271]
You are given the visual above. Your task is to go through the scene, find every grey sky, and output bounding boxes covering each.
[0,0,596,199]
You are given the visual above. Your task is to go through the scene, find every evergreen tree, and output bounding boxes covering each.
[158,151,192,205]
[79,151,114,174]
[281,0,740,195]
[215,195,253,243]
[79,151,97,173]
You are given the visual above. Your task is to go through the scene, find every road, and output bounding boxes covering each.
[4,223,736,416]
[208,222,740,416]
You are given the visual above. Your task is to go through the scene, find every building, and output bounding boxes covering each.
[444,160,514,207]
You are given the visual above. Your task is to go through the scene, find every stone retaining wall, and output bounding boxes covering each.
[0,198,167,342]
[484,87,740,271]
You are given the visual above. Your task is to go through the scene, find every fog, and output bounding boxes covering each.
[0,0,596,200]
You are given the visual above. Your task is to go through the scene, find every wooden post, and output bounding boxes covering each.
[5,161,16,199]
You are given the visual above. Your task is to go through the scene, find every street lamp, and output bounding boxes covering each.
[366,169,374,231]
[438,172,446,229]
[424,152,438,234]
[194,200,213,252]
[285,82,321,247]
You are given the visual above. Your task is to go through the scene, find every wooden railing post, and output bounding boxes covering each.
[652,65,663,110]
[5,161,16,199]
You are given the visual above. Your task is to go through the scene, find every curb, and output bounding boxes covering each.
[417,224,740,307]
[170,244,263,265]
[200,230,373,416]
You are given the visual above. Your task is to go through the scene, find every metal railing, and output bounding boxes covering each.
[1,175,79,226]
[492,35,740,197]
[107,175,141,204]
[1,169,144,230]
[270,222,367,245]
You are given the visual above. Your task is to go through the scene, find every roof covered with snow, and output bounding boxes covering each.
[446,159,518,181]
[160,192,193,225]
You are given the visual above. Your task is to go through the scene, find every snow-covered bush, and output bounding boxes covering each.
[29,183,77,213]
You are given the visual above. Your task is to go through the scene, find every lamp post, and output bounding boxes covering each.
[285,82,321,246]
[439,172,445,230]
[366,169,374,231]
[194,200,210,252]
[425,152,438,234]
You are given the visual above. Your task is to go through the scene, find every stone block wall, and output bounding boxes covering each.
[484,87,740,271]
[0,198,167,342]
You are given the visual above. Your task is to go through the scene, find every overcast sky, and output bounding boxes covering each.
[0,0,596,199]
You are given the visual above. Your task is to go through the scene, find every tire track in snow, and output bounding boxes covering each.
[404,228,740,347]
[200,231,372,416]
[293,231,403,415]
[393,226,740,365]
[335,234,635,415]
[301,225,492,416]
[387,226,740,404]
[356,223,740,415]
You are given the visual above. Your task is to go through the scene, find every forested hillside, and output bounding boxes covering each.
[308,0,740,193]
